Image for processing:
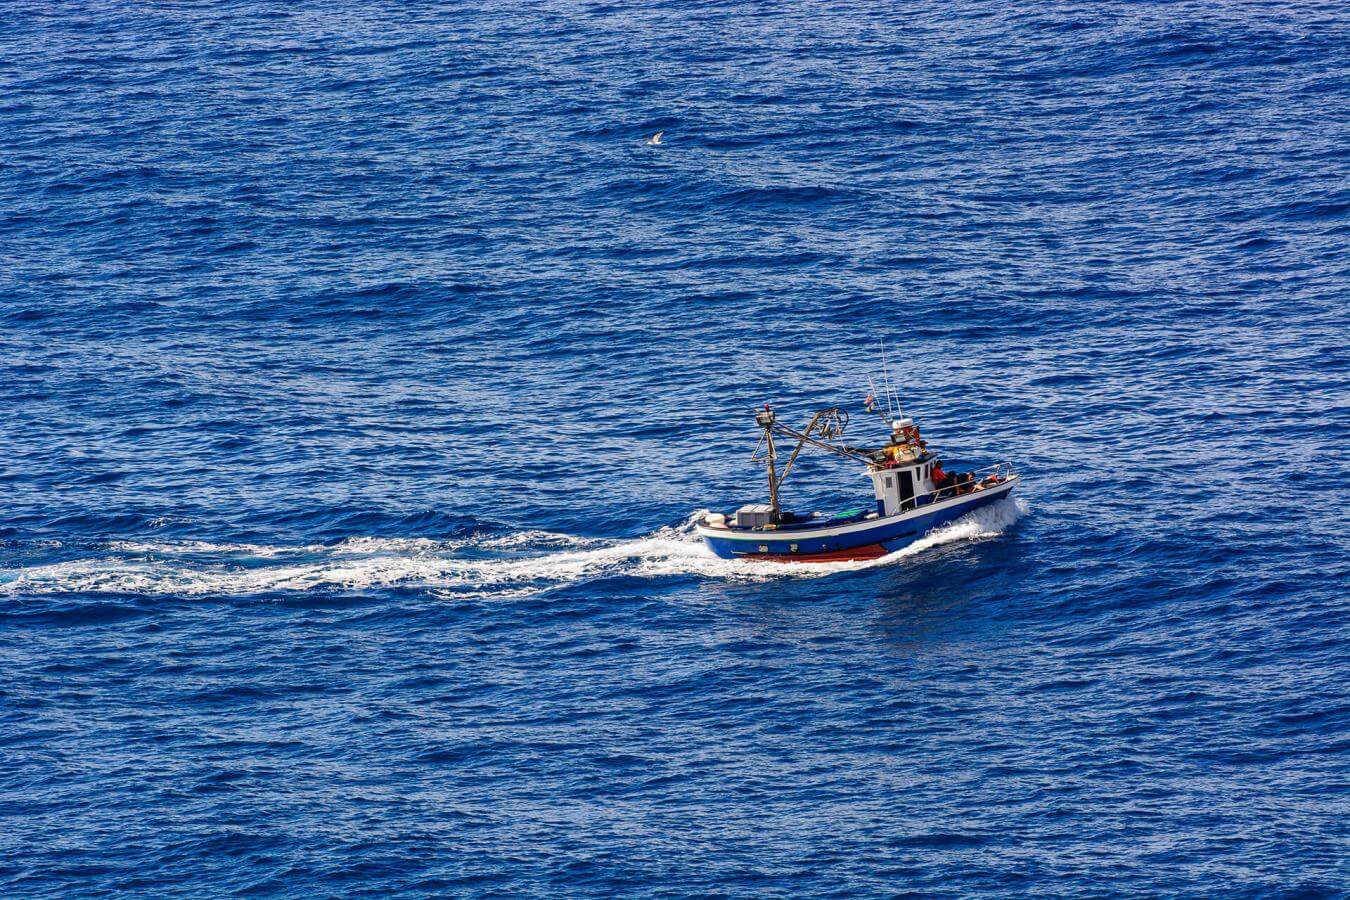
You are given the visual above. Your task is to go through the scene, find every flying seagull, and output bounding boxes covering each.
[646,131,664,146]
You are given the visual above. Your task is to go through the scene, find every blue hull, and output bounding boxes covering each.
[699,482,1015,561]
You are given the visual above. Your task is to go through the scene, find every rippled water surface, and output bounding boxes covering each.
[3,1,1348,896]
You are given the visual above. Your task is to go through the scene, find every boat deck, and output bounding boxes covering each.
[712,466,1016,534]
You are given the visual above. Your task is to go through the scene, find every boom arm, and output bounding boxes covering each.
[772,408,869,489]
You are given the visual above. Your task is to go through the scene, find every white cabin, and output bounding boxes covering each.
[868,457,939,517]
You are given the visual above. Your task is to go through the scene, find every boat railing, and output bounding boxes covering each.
[912,460,1017,507]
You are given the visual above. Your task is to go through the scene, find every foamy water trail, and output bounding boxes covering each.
[0,500,1026,597]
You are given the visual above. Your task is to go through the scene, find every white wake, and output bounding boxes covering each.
[0,499,1026,597]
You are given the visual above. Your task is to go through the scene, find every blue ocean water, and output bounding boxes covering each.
[3,0,1349,895]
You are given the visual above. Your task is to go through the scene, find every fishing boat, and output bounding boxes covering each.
[697,396,1018,562]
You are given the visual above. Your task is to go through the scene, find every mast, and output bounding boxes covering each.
[756,405,780,517]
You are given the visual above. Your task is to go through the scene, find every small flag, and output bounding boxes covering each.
[864,394,876,412]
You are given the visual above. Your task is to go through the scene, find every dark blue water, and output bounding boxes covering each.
[3,1,1349,895]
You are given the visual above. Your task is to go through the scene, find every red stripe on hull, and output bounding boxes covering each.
[742,543,889,563]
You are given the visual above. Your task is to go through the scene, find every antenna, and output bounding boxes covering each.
[880,342,895,418]
[878,341,905,420]
[865,376,891,427]
[892,370,904,420]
